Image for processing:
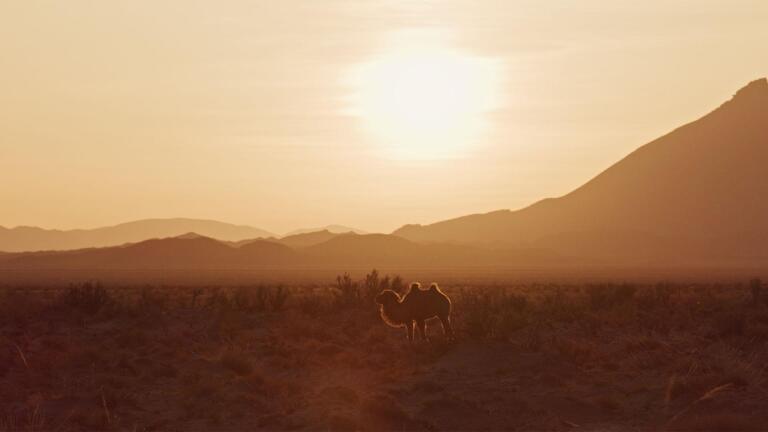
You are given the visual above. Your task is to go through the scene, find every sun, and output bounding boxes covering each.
[348,45,501,160]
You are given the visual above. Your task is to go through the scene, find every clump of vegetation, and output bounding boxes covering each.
[334,272,359,306]
[333,269,403,308]
[60,281,111,315]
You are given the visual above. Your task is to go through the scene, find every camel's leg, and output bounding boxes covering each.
[406,321,414,342]
[416,320,428,342]
[439,315,455,340]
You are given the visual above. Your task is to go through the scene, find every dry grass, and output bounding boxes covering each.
[1,276,768,430]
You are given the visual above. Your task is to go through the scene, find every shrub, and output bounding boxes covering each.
[378,275,391,292]
[364,269,381,301]
[61,281,111,315]
[268,285,289,311]
[390,275,405,295]
[334,273,359,307]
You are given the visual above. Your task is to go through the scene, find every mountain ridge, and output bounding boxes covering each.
[393,78,768,265]
[284,225,367,236]
[0,232,564,269]
[0,218,276,252]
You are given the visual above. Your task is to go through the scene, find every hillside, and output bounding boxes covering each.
[394,78,768,266]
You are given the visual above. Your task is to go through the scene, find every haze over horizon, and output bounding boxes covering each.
[2,1,767,234]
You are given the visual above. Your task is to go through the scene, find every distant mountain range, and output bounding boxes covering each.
[0,218,276,252]
[0,220,369,253]
[393,78,768,267]
[227,230,349,249]
[284,225,366,236]
[0,232,558,269]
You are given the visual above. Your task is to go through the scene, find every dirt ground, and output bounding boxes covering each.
[2,278,768,431]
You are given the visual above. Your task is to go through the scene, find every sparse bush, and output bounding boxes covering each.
[60,281,111,315]
[364,269,381,301]
[390,275,405,294]
[268,285,289,311]
[379,275,391,292]
[362,270,403,303]
[334,273,359,307]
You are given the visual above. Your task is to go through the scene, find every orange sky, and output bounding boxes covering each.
[1,1,767,234]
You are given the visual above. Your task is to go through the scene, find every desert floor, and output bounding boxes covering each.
[2,277,768,431]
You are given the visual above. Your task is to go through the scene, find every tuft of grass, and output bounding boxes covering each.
[1,405,46,432]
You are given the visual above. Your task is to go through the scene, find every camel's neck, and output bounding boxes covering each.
[380,301,406,327]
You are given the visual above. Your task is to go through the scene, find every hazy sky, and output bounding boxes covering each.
[2,1,767,234]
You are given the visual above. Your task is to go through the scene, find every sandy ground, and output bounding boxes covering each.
[2,282,768,431]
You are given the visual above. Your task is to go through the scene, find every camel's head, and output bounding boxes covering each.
[407,282,421,293]
[375,290,400,305]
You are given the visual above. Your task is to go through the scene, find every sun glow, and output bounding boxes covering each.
[348,40,501,160]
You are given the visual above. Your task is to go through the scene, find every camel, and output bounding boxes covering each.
[375,282,454,342]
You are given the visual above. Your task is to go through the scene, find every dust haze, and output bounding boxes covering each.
[2,2,768,431]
